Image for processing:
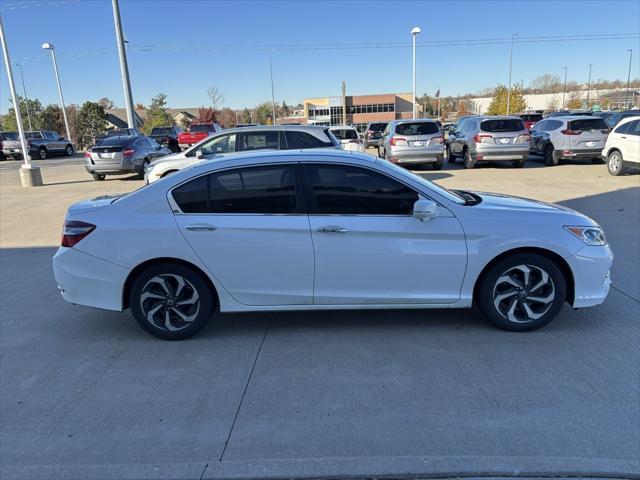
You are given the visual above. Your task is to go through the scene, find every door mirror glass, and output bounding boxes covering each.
[412,199,437,221]
[195,149,204,159]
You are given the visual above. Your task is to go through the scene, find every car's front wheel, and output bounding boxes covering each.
[65,145,74,156]
[38,147,47,159]
[477,253,566,331]
[129,263,215,340]
[92,173,105,181]
[607,150,625,176]
[544,145,558,166]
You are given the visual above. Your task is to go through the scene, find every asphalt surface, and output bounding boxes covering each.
[1,154,638,480]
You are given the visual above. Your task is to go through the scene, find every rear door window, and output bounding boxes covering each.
[285,131,334,149]
[480,119,525,132]
[568,118,608,131]
[331,129,359,140]
[395,122,439,135]
[238,131,279,151]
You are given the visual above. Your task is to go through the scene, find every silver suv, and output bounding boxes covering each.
[380,119,444,170]
[447,116,529,169]
[529,116,609,166]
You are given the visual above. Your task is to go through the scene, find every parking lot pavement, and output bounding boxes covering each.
[1,159,638,480]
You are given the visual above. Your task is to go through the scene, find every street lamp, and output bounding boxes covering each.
[15,63,32,130]
[506,33,518,115]
[625,50,633,109]
[586,64,593,109]
[411,26,421,118]
[41,42,71,140]
[561,66,567,110]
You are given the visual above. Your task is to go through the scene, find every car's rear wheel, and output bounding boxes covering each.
[512,158,525,168]
[138,158,149,180]
[65,145,74,156]
[463,149,475,169]
[591,156,605,165]
[130,263,215,340]
[38,147,47,159]
[432,159,443,170]
[607,150,625,176]
[478,253,566,332]
[446,145,455,163]
[544,145,558,166]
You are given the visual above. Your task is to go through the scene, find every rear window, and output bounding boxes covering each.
[520,114,543,122]
[367,123,387,132]
[395,122,439,135]
[25,132,42,139]
[568,118,608,131]
[96,136,130,147]
[480,119,525,132]
[331,129,359,140]
[151,127,174,135]
[189,124,214,133]
[285,130,339,149]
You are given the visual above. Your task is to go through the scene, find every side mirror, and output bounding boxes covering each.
[412,199,437,221]
[195,149,204,159]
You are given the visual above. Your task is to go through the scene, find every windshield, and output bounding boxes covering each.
[1,132,18,140]
[189,124,214,133]
[25,132,42,139]
[151,127,174,135]
[331,129,359,140]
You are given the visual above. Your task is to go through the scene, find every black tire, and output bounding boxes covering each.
[92,173,105,181]
[591,156,605,165]
[544,145,558,166]
[38,147,47,159]
[138,158,149,180]
[477,253,567,332]
[463,149,475,169]
[607,150,625,176]
[512,158,525,168]
[446,144,455,163]
[432,159,443,170]
[65,144,74,156]
[129,263,215,340]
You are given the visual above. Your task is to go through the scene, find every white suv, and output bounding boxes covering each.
[602,116,640,176]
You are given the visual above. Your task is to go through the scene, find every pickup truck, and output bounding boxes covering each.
[177,123,221,150]
[149,126,182,153]
[93,128,141,146]
[2,130,75,160]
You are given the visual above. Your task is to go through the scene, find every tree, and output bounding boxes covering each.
[530,74,561,93]
[76,101,107,149]
[545,95,560,113]
[142,93,173,134]
[40,105,65,135]
[241,108,252,124]
[566,91,582,110]
[457,99,473,116]
[97,97,115,110]
[135,102,145,111]
[179,115,192,130]
[2,96,44,131]
[254,102,273,125]
[206,86,224,110]
[197,107,217,123]
[217,108,236,128]
[486,84,527,115]
[280,100,290,118]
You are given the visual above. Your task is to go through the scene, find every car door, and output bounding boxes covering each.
[303,163,467,305]
[618,119,640,162]
[449,120,465,153]
[530,120,546,153]
[172,163,314,306]
[196,133,238,162]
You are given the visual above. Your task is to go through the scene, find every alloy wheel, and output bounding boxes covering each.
[492,264,555,323]
[139,274,200,332]
[607,152,623,175]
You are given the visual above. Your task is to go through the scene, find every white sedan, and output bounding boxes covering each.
[53,150,613,340]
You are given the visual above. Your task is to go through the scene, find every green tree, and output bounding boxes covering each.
[241,108,252,124]
[3,96,44,131]
[486,84,527,115]
[76,101,107,149]
[142,93,174,134]
[179,115,192,130]
[280,100,290,118]
[40,104,65,135]
[254,102,272,125]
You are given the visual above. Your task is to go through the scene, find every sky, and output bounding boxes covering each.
[1,0,639,114]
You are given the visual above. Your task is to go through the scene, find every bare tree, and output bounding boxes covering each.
[530,74,562,93]
[206,87,225,110]
[545,95,560,113]
[97,97,115,110]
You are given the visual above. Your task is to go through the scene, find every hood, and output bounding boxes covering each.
[150,150,188,166]
[66,194,123,217]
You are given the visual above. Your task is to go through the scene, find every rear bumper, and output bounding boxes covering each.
[53,247,129,311]
[558,148,602,160]
[84,157,137,174]
[388,146,445,163]
[569,244,613,308]
[473,146,529,161]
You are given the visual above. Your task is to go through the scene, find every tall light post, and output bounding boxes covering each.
[112,0,135,128]
[16,63,32,130]
[411,26,421,118]
[625,49,633,109]
[585,64,593,109]
[1,13,42,186]
[506,33,518,115]
[269,49,276,125]
[41,42,71,140]
[561,66,568,109]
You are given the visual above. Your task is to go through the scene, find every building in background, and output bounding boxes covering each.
[304,93,420,132]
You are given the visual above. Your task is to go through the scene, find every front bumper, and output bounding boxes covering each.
[569,244,613,308]
[53,247,130,311]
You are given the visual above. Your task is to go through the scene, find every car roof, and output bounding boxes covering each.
[475,115,523,120]
[220,125,328,134]
[195,149,376,169]
[551,115,601,121]
[330,125,357,130]
[615,115,640,125]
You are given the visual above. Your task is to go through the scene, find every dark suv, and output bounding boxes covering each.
[149,126,182,153]
[363,122,388,149]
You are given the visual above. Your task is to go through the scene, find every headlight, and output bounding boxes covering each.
[564,226,607,246]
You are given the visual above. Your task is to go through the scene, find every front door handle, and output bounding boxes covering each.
[185,224,217,232]
[620,136,627,139]
[317,225,349,233]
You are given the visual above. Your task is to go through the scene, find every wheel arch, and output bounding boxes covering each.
[473,247,575,305]
[605,147,622,160]
[122,257,219,310]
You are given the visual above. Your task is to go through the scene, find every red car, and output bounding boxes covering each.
[519,113,543,131]
[177,123,222,150]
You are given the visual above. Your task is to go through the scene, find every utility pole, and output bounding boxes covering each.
[626,50,633,109]
[16,63,32,130]
[586,64,593,108]
[112,0,135,128]
[0,13,42,186]
[411,26,421,118]
[562,66,567,109]
[269,50,276,125]
[506,33,518,115]
[341,81,347,125]
[42,43,71,141]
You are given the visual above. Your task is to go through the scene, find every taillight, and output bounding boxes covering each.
[84,152,91,158]
[390,137,407,146]
[431,135,444,144]
[123,148,135,157]
[61,220,96,247]
[516,134,530,143]
[474,134,493,143]
[561,129,580,135]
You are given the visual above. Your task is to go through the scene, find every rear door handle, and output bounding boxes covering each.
[185,224,217,232]
[317,225,349,233]
[620,136,627,139]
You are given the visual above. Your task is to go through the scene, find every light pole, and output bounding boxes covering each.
[561,66,567,109]
[16,63,32,130]
[626,49,633,109]
[506,33,518,115]
[1,13,42,186]
[41,42,71,141]
[411,26,421,118]
[269,49,276,125]
[112,0,135,128]
[586,64,593,108]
